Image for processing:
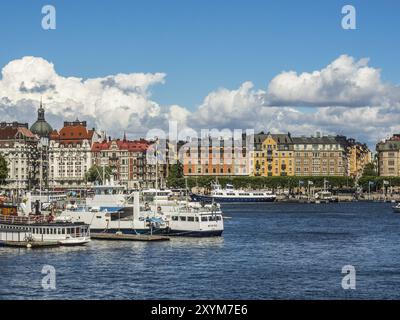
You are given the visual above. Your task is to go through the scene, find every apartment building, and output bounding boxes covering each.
[376,134,400,176]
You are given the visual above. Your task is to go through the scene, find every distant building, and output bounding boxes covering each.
[30,102,53,138]
[347,139,372,179]
[0,122,38,190]
[48,119,99,189]
[290,134,348,176]
[252,133,294,176]
[91,136,166,189]
[376,134,400,176]
[181,135,250,176]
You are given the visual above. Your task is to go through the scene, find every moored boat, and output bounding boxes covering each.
[161,205,224,237]
[191,183,276,203]
[0,214,90,246]
[392,203,400,213]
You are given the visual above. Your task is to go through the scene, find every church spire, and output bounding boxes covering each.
[38,97,45,120]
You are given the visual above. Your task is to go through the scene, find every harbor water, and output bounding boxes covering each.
[1,201,400,299]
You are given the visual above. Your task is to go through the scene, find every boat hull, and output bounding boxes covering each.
[392,206,400,213]
[165,229,223,237]
[89,228,163,235]
[89,227,223,237]
[190,194,276,203]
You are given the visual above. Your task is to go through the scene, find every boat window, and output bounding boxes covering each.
[62,229,65,234]
[172,216,178,221]
[201,216,208,222]
[187,217,195,222]
[216,216,222,221]
[180,216,187,221]
[195,217,199,222]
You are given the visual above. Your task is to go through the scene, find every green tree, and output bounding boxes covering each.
[85,165,113,183]
[166,175,355,190]
[362,162,377,177]
[168,162,184,179]
[0,154,8,184]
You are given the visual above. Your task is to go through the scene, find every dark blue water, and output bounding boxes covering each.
[1,202,400,300]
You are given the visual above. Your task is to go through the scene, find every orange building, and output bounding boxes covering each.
[92,137,166,189]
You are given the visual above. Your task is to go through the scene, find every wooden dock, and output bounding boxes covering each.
[91,233,170,242]
[0,241,60,248]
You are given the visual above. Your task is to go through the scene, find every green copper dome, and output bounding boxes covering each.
[30,103,53,138]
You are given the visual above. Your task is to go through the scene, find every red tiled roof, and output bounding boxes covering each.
[0,126,36,140]
[50,123,94,145]
[92,139,150,152]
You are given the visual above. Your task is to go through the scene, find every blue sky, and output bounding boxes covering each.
[1,0,399,109]
[1,0,400,146]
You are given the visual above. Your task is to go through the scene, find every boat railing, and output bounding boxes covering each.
[0,214,50,225]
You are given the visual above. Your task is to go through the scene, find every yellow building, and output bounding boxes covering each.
[347,139,372,178]
[253,133,294,176]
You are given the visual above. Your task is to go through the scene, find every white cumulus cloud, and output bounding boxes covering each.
[1,55,400,147]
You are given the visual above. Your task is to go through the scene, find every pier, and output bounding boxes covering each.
[91,233,170,242]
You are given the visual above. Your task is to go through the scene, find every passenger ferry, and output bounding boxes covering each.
[0,214,90,246]
[140,190,224,236]
[161,205,224,237]
[190,183,276,203]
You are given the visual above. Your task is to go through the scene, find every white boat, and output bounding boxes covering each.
[85,182,127,212]
[140,189,224,236]
[191,183,276,203]
[392,203,400,213]
[31,190,67,206]
[141,188,221,213]
[0,214,90,246]
[314,191,335,202]
[160,204,224,237]
[59,191,168,235]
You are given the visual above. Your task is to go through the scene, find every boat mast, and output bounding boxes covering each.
[154,138,158,217]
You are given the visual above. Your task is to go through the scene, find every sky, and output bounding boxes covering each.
[0,0,400,148]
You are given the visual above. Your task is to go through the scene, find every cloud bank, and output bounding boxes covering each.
[1,55,400,147]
